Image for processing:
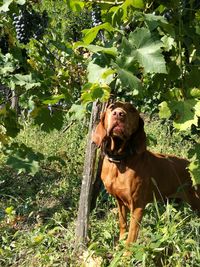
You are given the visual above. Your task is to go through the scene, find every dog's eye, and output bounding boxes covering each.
[109,104,115,110]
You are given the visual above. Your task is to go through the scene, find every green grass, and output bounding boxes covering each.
[0,121,86,266]
[0,118,199,266]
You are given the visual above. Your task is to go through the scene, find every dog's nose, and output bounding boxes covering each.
[112,110,125,120]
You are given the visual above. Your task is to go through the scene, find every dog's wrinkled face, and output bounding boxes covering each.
[104,102,140,140]
[92,101,144,153]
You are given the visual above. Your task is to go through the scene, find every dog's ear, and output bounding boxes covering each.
[92,112,107,147]
[131,117,146,154]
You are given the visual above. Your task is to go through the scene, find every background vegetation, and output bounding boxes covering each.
[0,0,200,266]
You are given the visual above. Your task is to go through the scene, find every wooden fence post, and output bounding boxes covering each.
[75,101,102,248]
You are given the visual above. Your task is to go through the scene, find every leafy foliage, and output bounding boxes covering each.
[119,27,167,74]
[3,143,44,175]
[0,0,200,263]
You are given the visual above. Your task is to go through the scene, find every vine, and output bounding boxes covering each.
[0,0,199,182]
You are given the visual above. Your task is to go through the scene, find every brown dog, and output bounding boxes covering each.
[92,101,200,244]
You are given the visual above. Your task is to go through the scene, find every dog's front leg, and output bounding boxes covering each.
[126,206,144,244]
[117,199,128,240]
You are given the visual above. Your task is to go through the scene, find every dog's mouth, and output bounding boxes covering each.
[112,125,123,134]
[109,123,126,139]
[105,136,125,153]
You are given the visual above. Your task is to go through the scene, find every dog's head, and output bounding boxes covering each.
[92,102,146,154]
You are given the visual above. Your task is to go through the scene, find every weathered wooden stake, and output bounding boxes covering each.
[75,101,102,248]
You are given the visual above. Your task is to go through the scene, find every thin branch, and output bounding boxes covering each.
[62,121,75,133]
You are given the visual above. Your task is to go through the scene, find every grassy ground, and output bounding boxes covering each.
[0,118,199,266]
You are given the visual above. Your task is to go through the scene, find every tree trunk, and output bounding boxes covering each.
[75,101,102,249]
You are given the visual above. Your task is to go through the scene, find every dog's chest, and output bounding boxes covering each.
[101,159,136,205]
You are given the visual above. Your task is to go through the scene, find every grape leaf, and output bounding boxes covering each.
[172,100,198,130]
[66,0,84,11]
[82,23,116,44]
[1,108,21,137]
[144,13,170,32]
[194,100,200,116]
[14,74,41,90]
[0,0,13,12]
[188,88,200,98]
[132,0,144,8]
[188,160,200,186]
[7,156,40,176]
[159,100,199,131]
[114,64,142,95]
[16,0,26,5]
[81,83,110,104]
[87,61,114,85]
[188,144,200,186]
[42,94,65,105]
[127,28,167,74]
[161,35,175,52]
[33,107,64,132]
[75,43,118,57]
[159,101,172,119]
[111,0,144,26]
[118,27,167,74]
[68,104,86,121]
[4,143,44,176]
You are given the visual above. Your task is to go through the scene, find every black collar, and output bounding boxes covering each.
[104,147,134,163]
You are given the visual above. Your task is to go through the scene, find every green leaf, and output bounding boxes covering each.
[68,104,86,121]
[194,100,200,116]
[4,143,44,176]
[31,107,64,132]
[172,100,198,130]
[81,83,110,104]
[185,68,200,88]
[188,144,200,186]
[75,43,118,57]
[16,0,26,4]
[0,54,17,74]
[0,0,13,12]
[144,13,169,31]
[1,108,21,137]
[127,28,167,73]
[32,234,45,245]
[87,60,114,85]
[159,100,199,130]
[161,35,175,52]
[5,206,15,215]
[185,239,197,245]
[109,250,124,267]
[188,88,200,98]
[42,94,65,105]
[14,74,40,90]
[132,0,144,9]
[159,101,172,119]
[115,65,142,95]
[82,23,116,44]
[189,160,200,186]
[66,0,84,11]
[111,0,144,26]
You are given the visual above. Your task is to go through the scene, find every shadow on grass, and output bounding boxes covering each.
[0,161,81,227]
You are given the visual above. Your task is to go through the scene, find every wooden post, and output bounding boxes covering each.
[75,101,102,248]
